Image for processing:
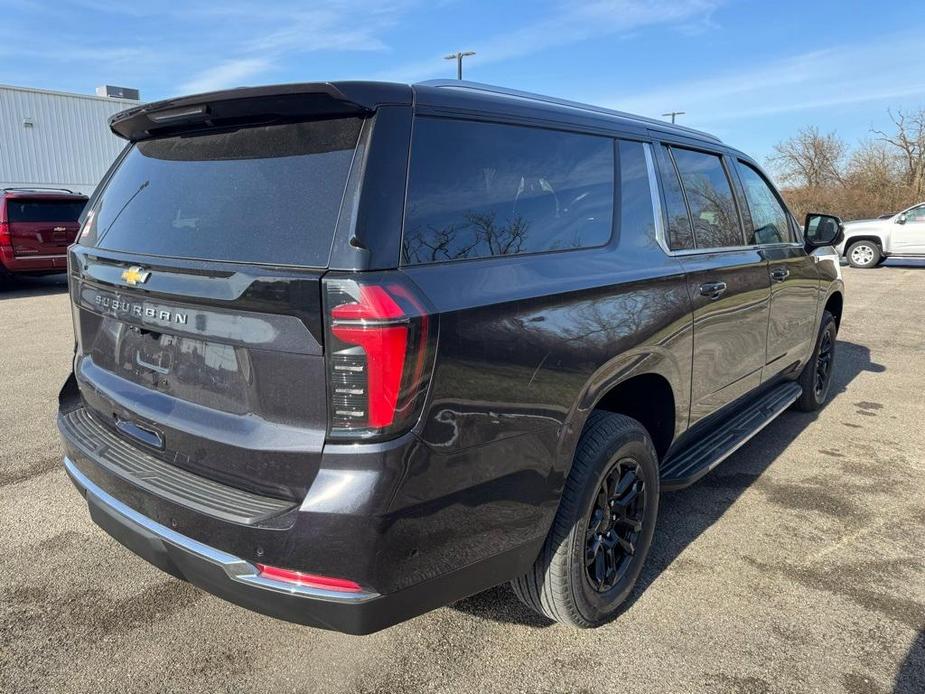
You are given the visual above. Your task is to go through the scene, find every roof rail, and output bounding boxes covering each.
[417,79,722,143]
[2,186,78,195]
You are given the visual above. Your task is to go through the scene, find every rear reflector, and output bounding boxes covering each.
[256,563,362,592]
[323,274,435,441]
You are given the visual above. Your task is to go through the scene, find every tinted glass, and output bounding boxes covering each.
[402,118,613,265]
[84,118,362,266]
[617,140,657,248]
[7,199,86,223]
[737,161,791,244]
[654,145,694,250]
[672,148,743,249]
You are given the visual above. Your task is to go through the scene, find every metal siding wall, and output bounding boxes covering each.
[0,86,136,195]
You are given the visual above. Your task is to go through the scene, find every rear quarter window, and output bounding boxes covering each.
[81,118,363,267]
[402,118,614,265]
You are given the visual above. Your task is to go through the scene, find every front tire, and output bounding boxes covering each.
[846,240,880,268]
[793,310,837,411]
[511,412,659,627]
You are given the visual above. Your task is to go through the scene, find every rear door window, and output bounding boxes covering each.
[736,161,793,244]
[8,199,86,223]
[671,147,744,249]
[402,118,614,264]
[82,118,363,267]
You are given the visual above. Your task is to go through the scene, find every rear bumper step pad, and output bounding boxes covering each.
[59,407,295,524]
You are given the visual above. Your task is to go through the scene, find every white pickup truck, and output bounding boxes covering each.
[837,202,925,267]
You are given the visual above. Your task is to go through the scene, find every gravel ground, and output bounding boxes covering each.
[0,263,923,694]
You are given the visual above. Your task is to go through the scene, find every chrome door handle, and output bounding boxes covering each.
[699,281,727,300]
[770,267,790,282]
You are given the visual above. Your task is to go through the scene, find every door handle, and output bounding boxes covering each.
[699,281,727,300]
[770,267,790,282]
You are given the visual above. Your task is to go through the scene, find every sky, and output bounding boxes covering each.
[2,0,924,174]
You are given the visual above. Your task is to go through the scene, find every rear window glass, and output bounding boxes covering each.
[83,118,362,267]
[7,199,86,223]
[402,118,614,265]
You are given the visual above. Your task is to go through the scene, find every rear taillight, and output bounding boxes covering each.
[0,221,10,248]
[324,274,436,441]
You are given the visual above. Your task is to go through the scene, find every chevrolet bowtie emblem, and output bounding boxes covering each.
[121,266,151,286]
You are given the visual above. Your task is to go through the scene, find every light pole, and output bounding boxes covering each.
[662,111,686,124]
[444,51,476,80]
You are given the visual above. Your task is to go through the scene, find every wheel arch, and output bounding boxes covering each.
[824,290,844,330]
[592,374,676,460]
[557,349,687,480]
[843,235,884,256]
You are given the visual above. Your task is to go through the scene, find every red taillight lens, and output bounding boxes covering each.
[256,564,362,592]
[0,221,10,248]
[324,275,435,440]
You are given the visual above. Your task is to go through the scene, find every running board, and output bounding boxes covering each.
[660,382,803,491]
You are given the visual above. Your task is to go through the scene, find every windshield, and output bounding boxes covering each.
[81,117,363,267]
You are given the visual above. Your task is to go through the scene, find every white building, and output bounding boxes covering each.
[0,84,140,196]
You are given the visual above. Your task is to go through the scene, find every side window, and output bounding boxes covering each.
[671,147,743,249]
[654,144,694,250]
[903,205,925,222]
[736,161,792,244]
[402,118,614,265]
[617,140,656,248]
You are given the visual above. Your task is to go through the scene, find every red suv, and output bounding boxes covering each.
[0,188,88,280]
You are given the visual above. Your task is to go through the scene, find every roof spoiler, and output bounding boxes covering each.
[109,81,412,142]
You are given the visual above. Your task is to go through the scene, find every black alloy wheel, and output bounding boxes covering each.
[584,458,645,592]
[814,328,834,398]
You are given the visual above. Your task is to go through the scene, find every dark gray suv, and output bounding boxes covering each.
[58,80,845,634]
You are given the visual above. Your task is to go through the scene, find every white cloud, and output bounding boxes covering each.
[177,2,402,93]
[376,0,723,82]
[0,0,415,96]
[605,32,925,127]
[180,58,273,94]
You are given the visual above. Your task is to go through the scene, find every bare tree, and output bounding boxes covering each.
[872,109,925,197]
[848,139,899,188]
[769,126,847,188]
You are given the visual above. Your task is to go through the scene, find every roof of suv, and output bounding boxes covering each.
[2,188,88,200]
[108,80,723,147]
[414,80,722,144]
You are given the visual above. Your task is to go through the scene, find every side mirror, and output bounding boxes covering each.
[897,214,907,225]
[804,212,844,249]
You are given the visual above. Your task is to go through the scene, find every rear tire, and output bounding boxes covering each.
[793,310,837,412]
[511,412,659,627]
[846,240,880,268]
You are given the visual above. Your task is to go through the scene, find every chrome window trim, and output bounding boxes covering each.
[643,143,670,255]
[665,242,804,257]
[64,456,379,604]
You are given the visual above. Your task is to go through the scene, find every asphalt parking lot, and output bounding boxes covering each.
[0,263,923,694]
